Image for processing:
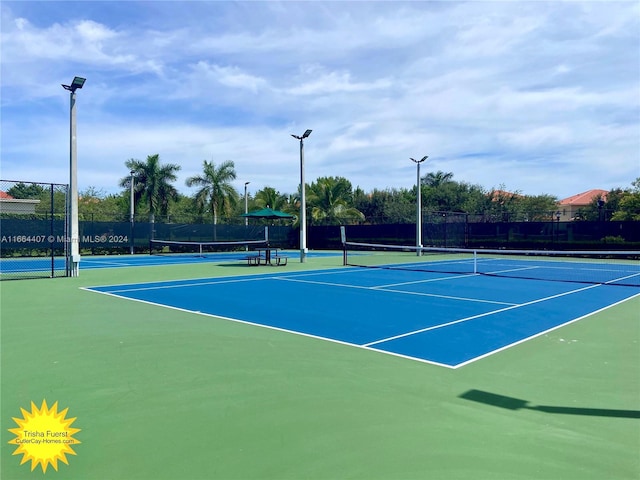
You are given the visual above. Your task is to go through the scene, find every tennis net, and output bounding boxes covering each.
[343,241,640,287]
[150,238,268,257]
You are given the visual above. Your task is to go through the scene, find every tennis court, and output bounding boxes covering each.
[2,248,639,479]
[85,254,640,368]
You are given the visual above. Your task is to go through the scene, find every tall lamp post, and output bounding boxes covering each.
[244,182,250,226]
[410,155,428,255]
[244,182,250,251]
[291,129,312,263]
[61,76,86,277]
[130,170,135,254]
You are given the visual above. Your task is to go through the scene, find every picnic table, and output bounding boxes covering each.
[246,247,287,266]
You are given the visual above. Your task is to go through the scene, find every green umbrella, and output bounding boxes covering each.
[241,207,295,219]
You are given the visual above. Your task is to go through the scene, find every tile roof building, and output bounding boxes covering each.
[557,189,608,221]
[0,190,40,214]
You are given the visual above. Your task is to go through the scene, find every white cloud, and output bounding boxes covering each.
[499,125,574,150]
[4,17,125,63]
[287,69,392,96]
[191,62,268,93]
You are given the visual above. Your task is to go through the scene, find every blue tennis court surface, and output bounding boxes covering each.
[85,266,640,368]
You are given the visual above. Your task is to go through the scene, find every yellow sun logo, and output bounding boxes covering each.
[8,400,81,473]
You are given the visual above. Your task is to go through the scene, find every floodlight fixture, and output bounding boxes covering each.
[291,129,312,140]
[62,76,86,93]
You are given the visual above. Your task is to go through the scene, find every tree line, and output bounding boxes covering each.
[6,154,640,224]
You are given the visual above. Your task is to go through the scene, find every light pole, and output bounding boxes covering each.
[61,76,86,277]
[244,182,250,226]
[291,129,312,262]
[410,155,428,255]
[130,170,135,254]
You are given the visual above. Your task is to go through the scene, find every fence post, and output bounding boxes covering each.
[50,184,54,277]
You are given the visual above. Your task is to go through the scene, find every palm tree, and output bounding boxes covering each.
[423,171,454,188]
[185,160,239,225]
[306,176,365,225]
[121,154,181,224]
[254,187,288,210]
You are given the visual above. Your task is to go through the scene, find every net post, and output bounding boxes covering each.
[340,226,347,265]
[473,250,478,274]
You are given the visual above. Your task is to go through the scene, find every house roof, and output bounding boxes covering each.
[0,191,14,199]
[488,190,523,200]
[558,189,608,206]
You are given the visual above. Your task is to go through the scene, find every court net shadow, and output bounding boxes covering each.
[459,389,640,419]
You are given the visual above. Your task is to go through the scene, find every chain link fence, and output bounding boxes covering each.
[1,180,69,279]
[310,215,640,250]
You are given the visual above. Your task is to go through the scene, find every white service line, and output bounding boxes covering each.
[273,275,516,306]
[362,282,602,348]
[371,273,479,289]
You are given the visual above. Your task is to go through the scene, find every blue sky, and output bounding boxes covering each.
[1,1,638,200]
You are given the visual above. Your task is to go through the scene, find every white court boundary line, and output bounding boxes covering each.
[453,291,640,368]
[83,267,353,293]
